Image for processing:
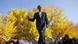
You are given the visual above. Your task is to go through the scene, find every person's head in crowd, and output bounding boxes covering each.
[64,34,69,39]
[72,37,76,41]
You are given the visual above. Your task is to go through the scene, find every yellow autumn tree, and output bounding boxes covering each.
[40,6,72,40]
[0,5,78,41]
[27,6,71,40]
[0,13,3,37]
[7,8,39,40]
[2,14,16,41]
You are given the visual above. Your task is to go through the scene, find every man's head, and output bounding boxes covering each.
[37,5,41,12]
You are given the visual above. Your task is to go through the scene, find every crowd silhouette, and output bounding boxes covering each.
[5,34,78,44]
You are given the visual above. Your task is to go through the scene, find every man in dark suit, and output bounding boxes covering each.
[28,5,49,44]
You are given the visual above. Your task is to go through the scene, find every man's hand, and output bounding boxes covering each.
[46,21,53,28]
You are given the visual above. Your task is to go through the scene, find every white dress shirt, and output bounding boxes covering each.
[39,12,42,18]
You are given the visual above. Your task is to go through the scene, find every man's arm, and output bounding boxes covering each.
[28,13,36,22]
[45,13,49,26]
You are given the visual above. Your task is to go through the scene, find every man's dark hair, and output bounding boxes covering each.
[37,5,41,9]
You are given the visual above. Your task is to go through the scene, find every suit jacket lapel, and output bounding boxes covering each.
[38,12,41,19]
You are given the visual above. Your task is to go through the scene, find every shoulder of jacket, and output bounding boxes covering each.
[42,12,46,14]
[42,12,46,13]
[35,12,39,14]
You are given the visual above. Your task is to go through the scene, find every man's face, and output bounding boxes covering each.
[37,6,41,11]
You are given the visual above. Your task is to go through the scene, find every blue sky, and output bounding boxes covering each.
[0,0,78,24]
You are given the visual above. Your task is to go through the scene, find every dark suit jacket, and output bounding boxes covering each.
[28,12,48,31]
